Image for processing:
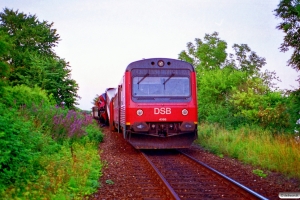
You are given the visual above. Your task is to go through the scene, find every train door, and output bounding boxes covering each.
[118,81,127,140]
[117,84,121,133]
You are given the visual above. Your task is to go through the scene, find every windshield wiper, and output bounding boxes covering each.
[137,73,149,89]
[163,73,174,89]
[137,73,149,84]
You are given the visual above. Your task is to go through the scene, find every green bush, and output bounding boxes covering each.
[0,102,42,192]
[84,124,104,143]
[1,85,55,108]
[0,85,104,198]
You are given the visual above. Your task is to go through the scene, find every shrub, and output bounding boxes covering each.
[0,85,104,198]
[1,85,55,108]
[0,102,43,192]
[84,123,104,143]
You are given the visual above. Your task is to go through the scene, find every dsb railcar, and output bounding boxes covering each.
[108,58,198,149]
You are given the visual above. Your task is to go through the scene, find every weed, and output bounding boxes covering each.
[252,169,267,178]
[218,154,224,158]
[105,180,114,185]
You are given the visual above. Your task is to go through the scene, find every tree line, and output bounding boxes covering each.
[177,0,300,133]
[178,32,299,133]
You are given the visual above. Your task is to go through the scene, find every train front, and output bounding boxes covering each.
[124,58,198,149]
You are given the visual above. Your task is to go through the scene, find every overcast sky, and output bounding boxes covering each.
[1,0,299,110]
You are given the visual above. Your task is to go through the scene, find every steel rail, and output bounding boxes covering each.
[140,151,181,200]
[179,150,269,200]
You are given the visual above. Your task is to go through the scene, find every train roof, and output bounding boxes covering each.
[125,58,195,72]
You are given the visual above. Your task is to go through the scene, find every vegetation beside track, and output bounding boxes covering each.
[0,9,104,199]
[0,86,104,199]
[196,123,300,179]
[180,32,300,180]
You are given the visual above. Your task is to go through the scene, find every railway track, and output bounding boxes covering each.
[140,149,268,200]
[93,127,299,199]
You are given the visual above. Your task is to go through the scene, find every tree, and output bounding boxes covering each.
[275,0,300,71]
[0,8,59,79]
[275,0,300,132]
[0,30,11,90]
[229,44,266,77]
[0,8,79,109]
[179,32,289,131]
[27,55,80,109]
[179,32,227,70]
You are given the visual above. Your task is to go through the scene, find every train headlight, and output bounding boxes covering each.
[182,109,188,116]
[157,60,164,67]
[137,109,143,116]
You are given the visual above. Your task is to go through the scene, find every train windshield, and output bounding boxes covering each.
[132,76,190,97]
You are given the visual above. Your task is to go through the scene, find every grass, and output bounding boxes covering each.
[196,123,300,179]
[2,141,103,199]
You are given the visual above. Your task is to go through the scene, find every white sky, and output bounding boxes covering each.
[1,0,299,110]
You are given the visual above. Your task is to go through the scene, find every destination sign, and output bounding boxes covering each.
[131,69,190,76]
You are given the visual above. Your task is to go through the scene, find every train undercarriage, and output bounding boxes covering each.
[122,122,198,149]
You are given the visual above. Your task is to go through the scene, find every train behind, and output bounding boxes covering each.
[93,58,198,149]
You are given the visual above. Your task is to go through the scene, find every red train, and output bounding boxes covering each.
[94,58,198,149]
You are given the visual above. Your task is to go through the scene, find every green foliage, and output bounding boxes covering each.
[1,85,55,108]
[179,32,292,131]
[286,89,300,133]
[231,79,290,132]
[0,102,42,192]
[29,56,80,109]
[84,124,104,143]
[196,67,246,104]
[275,0,300,108]
[0,7,103,199]
[252,169,267,178]
[0,30,11,90]
[0,8,80,109]
[2,141,102,199]
[0,8,59,65]
[105,179,114,185]
[275,0,300,71]
[230,44,266,76]
[196,123,300,179]
[0,85,103,199]
[0,86,55,192]
[179,32,227,70]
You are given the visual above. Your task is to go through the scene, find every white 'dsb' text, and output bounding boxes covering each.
[154,108,171,115]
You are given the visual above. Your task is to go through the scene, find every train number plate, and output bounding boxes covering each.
[159,118,167,121]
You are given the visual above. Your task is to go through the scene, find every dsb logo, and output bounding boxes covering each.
[154,108,171,115]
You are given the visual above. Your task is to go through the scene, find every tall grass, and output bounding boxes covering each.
[3,141,102,200]
[196,123,300,179]
[0,86,104,199]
